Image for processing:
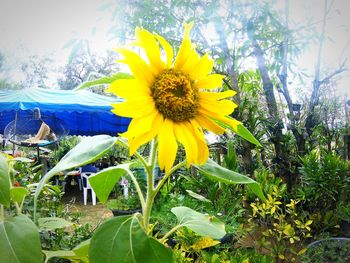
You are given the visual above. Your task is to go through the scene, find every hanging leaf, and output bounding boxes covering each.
[89,214,173,263]
[235,123,262,147]
[0,215,43,263]
[194,159,266,201]
[215,118,261,147]
[75,73,132,90]
[89,163,132,204]
[0,154,10,207]
[171,206,226,239]
[38,217,73,231]
[34,135,118,220]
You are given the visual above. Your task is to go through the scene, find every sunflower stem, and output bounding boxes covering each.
[143,139,157,232]
[0,205,4,222]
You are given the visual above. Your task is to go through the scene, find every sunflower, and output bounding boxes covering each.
[108,22,240,173]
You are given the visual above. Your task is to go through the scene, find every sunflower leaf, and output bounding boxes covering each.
[75,73,132,90]
[89,163,133,204]
[194,159,266,201]
[89,214,173,263]
[171,206,226,239]
[0,215,43,263]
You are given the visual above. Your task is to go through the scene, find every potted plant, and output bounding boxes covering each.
[106,195,141,216]
[337,203,350,237]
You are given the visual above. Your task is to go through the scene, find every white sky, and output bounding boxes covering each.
[0,0,349,100]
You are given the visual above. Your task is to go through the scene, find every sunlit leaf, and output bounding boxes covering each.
[171,206,226,239]
[89,163,133,204]
[75,73,132,90]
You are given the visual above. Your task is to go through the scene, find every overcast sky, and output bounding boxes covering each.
[0,0,349,100]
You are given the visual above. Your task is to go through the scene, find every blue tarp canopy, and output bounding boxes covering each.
[0,88,130,136]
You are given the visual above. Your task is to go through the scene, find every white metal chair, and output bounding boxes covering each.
[80,172,96,205]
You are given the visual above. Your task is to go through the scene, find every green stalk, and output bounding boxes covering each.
[160,224,183,243]
[0,205,4,222]
[125,169,145,210]
[143,139,157,232]
[14,202,21,215]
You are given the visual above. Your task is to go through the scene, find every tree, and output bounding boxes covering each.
[58,46,118,91]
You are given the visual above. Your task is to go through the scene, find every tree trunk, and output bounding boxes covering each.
[247,20,292,186]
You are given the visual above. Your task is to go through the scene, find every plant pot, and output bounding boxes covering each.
[111,208,142,216]
[302,237,350,262]
[340,220,350,237]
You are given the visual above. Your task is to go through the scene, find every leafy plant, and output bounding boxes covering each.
[248,186,312,261]
[106,195,140,211]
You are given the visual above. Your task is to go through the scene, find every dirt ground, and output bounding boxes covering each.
[62,183,113,229]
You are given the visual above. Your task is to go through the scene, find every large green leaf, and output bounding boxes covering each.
[171,206,225,239]
[89,163,132,204]
[194,159,266,202]
[34,135,118,219]
[10,187,28,204]
[0,154,11,207]
[0,214,43,263]
[38,217,73,231]
[75,72,132,90]
[89,214,173,263]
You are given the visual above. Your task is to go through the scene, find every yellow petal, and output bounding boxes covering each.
[122,111,158,138]
[194,74,224,90]
[154,33,173,68]
[180,49,200,75]
[195,114,226,134]
[199,90,236,100]
[111,97,155,118]
[107,79,150,99]
[189,53,214,80]
[189,119,208,164]
[174,121,197,167]
[115,48,155,86]
[198,109,242,132]
[199,99,237,115]
[158,119,178,174]
[174,22,194,70]
[126,113,164,155]
[134,28,164,74]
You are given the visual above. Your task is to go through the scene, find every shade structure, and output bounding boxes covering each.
[0,88,130,136]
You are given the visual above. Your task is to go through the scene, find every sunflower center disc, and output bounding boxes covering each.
[151,69,199,122]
